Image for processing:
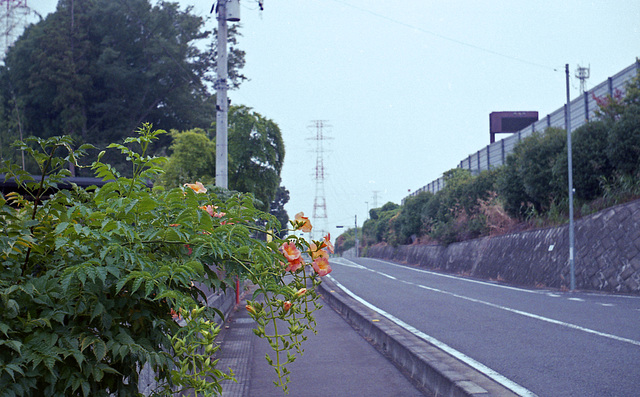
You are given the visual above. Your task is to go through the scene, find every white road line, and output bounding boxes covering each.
[407,282,640,347]
[375,271,397,280]
[368,258,543,294]
[327,275,538,397]
[334,258,640,347]
[336,256,640,346]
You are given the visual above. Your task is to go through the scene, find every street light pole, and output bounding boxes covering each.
[354,215,359,258]
[565,64,576,291]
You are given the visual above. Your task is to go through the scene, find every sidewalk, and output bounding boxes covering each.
[215,280,426,396]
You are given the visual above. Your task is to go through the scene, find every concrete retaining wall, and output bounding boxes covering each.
[366,199,640,294]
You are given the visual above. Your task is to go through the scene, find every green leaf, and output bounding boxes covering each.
[55,237,69,250]
[185,260,204,276]
[90,302,105,322]
[0,322,10,337]
[54,221,69,235]
[0,339,22,354]
[94,339,106,361]
[92,365,104,382]
[115,277,129,295]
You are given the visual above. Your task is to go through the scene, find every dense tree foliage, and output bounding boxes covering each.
[362,202,400,246]
[334,227,360,255]
[496,127,567,217]
[227,105,285,211]
[359,169,500,247]
[269,186,291,236]
[160,106,287,216]
[161,128,216,187]
[0,0,245,173]
[555,121,613,201]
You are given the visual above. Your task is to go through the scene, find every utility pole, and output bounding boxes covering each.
[214,1,239,188]
[215,0,229,188]
[566,64,576,291]
[214,0,239,302]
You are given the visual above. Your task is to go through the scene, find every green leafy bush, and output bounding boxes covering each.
[0,125,327,396]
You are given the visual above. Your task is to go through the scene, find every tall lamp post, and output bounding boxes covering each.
[565,64,576,291]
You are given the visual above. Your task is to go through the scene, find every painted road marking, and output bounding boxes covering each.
[406,281,640,347]
[369,258,544,294]
[333,258,640,348]
[327,274,538,397]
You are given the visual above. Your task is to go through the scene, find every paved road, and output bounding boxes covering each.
[329,256,640,397]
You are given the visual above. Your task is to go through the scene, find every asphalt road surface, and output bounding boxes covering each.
[328,257,640,397]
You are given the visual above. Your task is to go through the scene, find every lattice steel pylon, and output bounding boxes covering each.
[575,64,590,93]
[307,120,332,240]
[0,0,31,60]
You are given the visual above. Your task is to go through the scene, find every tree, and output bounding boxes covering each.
[497,128,567,217]
[395,193,431,244]
[160,128,216,187]
[497,154,529,218]
[553,121,613,201]
[161,106,286,213]
[0,0,246,173]
[269,185,291,235]
[605,75,640,176]
[362,202,400,245]
[227,105,285,211]
[335,227,359,254]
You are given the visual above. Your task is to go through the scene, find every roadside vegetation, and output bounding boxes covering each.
[0,126,332,395]
[336,70,640,253]
[0,1,328,395]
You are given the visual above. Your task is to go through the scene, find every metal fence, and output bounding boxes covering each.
[404,61,640,202]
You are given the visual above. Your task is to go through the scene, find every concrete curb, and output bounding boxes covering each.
[318,276,521,397]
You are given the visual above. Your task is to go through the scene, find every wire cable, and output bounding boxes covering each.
[327,0,562,72]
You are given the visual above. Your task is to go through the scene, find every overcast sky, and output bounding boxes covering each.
[29,0,640,238]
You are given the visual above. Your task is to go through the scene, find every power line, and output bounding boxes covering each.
[327,0,561,72]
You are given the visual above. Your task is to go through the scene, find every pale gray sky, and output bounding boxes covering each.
[28,1,640,237]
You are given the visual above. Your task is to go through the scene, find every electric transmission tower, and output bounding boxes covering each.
[0,0,31,60]
[575,64,590,93]
[372,190,380,208]
[308,120,332,240]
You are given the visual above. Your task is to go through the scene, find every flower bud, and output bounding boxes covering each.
[246,304,257,315]
[283,301,293,312]
[294,288,307,299]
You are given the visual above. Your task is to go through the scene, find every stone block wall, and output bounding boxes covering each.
[365,199,640,294]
